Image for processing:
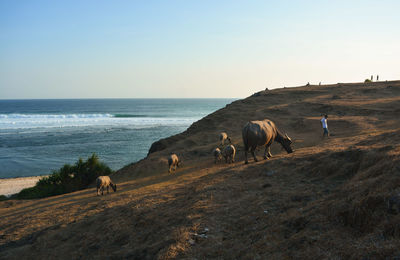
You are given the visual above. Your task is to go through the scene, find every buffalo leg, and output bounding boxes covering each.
[251,146,258,162]
[252,151,258,162]
[264,146,272,159]
[244,150,248,164]
[263,146,268,159]
[267,149,272,158]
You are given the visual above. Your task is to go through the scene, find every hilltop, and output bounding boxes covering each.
[1,81,400,259]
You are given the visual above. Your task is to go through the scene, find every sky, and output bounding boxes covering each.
[0,0,399,99]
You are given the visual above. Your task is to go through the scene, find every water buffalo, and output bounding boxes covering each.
[219,132,231,146]
[96,176,117,195]
[242,119,293,164]
[223,145,236,163]
[213,147,222,164]
[168,153,181,173]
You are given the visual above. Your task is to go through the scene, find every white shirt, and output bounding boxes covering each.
[321,117,328,128]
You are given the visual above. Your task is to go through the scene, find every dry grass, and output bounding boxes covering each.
[1,81,400,259]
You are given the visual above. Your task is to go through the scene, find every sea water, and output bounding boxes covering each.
[0,99,234,178]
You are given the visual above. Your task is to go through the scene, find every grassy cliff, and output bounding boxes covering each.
[1,81,400,259]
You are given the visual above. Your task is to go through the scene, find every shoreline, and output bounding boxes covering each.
[0,175,48,196]
[1,99,235,179]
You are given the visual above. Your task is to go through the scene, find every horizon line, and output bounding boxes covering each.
[0,97,240,101]
[1,79,399,100]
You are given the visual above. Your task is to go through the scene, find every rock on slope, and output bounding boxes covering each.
[1,81,400,259]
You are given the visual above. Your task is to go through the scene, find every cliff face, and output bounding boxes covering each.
[136,80,400,180]
[1,81,400,259]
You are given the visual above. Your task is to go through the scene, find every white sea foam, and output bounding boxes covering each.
[0,113,198,130]
[0,113,113,119]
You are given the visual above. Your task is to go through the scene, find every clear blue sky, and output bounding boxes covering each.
[1,0,399,98]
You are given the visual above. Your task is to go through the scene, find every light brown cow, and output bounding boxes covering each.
[219,132,231,146]
[213,147,222,164]
[96,176,117,195]
[223,145,236,163]
[168,154,181,173]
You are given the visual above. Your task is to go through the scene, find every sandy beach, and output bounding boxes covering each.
[0,176,46,196]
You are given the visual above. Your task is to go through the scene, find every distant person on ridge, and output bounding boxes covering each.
[377,75,379,81]
[321,114,329,137]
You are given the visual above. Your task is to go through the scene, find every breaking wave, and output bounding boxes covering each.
[113,114,150,118]
[0,113,113,119]
[0,113,197,130]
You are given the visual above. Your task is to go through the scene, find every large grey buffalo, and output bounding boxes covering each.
[242,119,293,164]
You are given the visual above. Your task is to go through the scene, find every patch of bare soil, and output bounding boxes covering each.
[1,81,400,259]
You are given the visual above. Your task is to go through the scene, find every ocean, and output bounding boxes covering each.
[0,99,235,179]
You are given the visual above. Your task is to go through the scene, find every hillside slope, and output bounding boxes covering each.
[1,81,400,259]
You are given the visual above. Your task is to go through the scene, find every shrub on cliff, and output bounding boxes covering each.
[13,154,112,199]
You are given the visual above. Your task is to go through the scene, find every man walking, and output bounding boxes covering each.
[321,114,329,137]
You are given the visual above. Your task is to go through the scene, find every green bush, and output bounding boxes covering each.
[12,154,112,199]
[0,195,8,201]
[364,79,372,83]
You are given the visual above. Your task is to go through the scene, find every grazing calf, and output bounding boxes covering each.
[213,148,222,164]
[168,154,181,173]
[96,176,117,196]
[219,132,231,146]
[223,145,236,163]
